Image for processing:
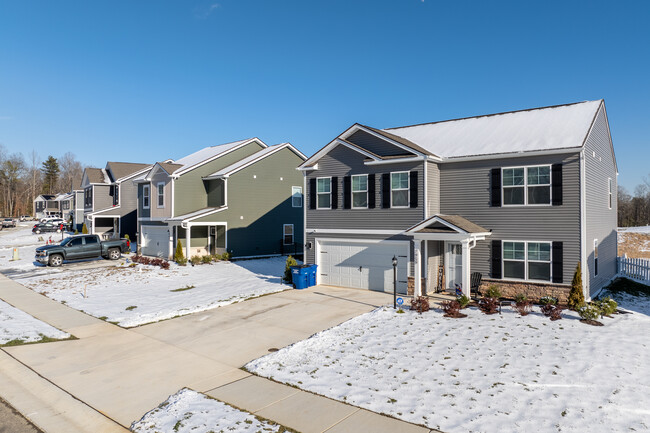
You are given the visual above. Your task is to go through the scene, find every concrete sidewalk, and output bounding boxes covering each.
[1,275,438,432]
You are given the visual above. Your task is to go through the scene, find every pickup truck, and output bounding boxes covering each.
[35,234,130,267]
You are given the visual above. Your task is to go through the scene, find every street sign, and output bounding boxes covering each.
[396,297,404,306]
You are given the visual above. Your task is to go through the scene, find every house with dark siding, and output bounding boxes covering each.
[299,100,617,301]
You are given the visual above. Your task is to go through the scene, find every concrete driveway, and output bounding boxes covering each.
[0,276,435,433]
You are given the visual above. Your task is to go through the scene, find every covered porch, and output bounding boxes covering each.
[167,207,228,259]
[405,215,491,298]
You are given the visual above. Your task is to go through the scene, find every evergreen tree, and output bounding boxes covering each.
[81,222,88,234]
[567,262,585,310]
[41,156,60,194]
[284,255,298,283]
[174,239,186,265]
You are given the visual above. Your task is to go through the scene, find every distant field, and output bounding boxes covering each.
[618,226,650,259]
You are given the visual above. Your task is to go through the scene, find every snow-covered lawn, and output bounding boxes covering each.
[131,388,285,433]
[246,299,650,433]
[0,224,54,274]
[0,299,71,346]
[20,258,289,327]
[618,225,650,234]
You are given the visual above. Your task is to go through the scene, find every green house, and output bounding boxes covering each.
[136,138,306,260]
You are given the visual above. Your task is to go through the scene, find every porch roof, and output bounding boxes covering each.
[404,214,491,237]
[166,206,227,224]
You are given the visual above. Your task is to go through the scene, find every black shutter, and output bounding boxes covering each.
[368,174,376,209]
[552,164,563,206]
[331,177,338,210]
[552,241,563,283]
[491,240,502,279]
[381,173,390,208]
[491,168,501,207]
[343,176,351,209]
[409,171,418,208]
[309,178,316,209]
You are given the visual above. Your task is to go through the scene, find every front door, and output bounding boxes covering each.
[446,242,463,292]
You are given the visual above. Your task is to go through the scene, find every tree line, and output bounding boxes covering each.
[0,144,86,217]
[618,181,650,228]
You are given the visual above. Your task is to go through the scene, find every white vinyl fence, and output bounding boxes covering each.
[618,256,650,283]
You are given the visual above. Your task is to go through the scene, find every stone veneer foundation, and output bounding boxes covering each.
[407,277,426,296]
[480,278,571,303]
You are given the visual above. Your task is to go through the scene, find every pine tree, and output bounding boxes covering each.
[284,255,298,283]
[41,156,60,194]
[174,239,186,265]
[82,223,88,234]
[568,262,585,310]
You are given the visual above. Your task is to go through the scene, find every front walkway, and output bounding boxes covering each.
[0,276,438,433]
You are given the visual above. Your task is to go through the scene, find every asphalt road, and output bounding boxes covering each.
[0,397,42,433]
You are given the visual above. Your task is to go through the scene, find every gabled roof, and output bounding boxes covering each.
[84,168,109,184]
[204,143,307,179]
[158,162,183,175]
[359,125,434,157]
[106,162,151,182]
[385,100,603,159]
[171,138,265,176]
[405,215,490,235]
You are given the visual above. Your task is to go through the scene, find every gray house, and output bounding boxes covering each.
[136,138,306,260]
[300,100,617,301]
[81,162,151,239]
[33,194,57,219]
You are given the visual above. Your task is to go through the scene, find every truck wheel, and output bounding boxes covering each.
[108,248,121,260]
[48,254,63,267]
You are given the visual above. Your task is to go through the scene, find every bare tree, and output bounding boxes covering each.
[0,153,26,217]
[59,152,83,192]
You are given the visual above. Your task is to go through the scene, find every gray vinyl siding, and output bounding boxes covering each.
[306,144,425,231]
[426,161,441,217]
[584,104,617,297]
[92,185,112,211]
[117,179,139,238]
[440,152,581,285]
[346,130,415,157]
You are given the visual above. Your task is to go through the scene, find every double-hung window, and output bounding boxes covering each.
[352,174,368,208]
[503,241,551,281]
[503,165,551,205]
[292,186,302,208]
[113,184,119,206]
[143,185,150,209]
[316,178,331,209]
[283,224,294,245]
[391,172,409,207]
[157,182,165,208]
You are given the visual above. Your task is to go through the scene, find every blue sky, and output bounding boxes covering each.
[1,0,649,192]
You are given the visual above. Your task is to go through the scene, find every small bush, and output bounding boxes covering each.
[485,285,501,299]
[74,229,79,235]
[190,255,202,266]
[568,263,585,310]
[82,223,88,234]
[220,251,232,261]
[441,300,465,318]
[479,296,499,314]
[540,296,558,306]
[201,255,213,264]
[549,304,563,321]
[596,296,618,316]
[131,255,169,270]
[513,294,532,316]
[457,294,470,309]
[284,255,298,283]
[410,296,430,314]
[174,240,185,265]
[577,303,601,321]
[124,234,130,241]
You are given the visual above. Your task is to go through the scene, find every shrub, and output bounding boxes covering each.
[479,296,499,314]
[485,285,501,299]
[74,229,79,235]
[124,234,130,241]
[130,255,169,270]
[82,223,88,234]
[441,300,463,317]
[410,296,430,314]
[596,296,618,317]
[457,294,470,309]
[539,296,558,306]
[174,240,185,265]
[201,255,213,264]
[513,294,532,316]
[284,255,298,283]
[190,255,202,266]
[568,262,585,310]
[220,251,232,261]
[578,303,601,321]
[549,304,563,321]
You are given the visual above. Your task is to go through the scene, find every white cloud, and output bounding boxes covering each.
[194,3,220,19]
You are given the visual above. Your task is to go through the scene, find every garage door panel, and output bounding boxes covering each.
[142,226,169,258]
[319,240,408,293]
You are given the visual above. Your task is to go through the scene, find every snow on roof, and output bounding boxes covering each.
[205,143,303,178]
[384,100,602,159]
[172,138,261,174]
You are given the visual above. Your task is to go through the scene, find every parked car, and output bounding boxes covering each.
[32,222,64,234]
[2,218,16,228]
[34,234,130,267]
[19,215,32,222]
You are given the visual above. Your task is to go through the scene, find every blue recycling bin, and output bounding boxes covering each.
[307,264,317,287]
[290,265,310,290]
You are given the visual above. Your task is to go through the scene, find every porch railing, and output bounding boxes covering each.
[617,256,650,284]
[280,241,303,258]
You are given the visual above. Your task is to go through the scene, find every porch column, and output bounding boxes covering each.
[168,227,173,260]
[461,239,471,297]
[185,224,191,260]
[414,239,422,297]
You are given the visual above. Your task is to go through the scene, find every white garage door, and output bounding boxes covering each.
[318,240,409,293]
[141,226,170,258]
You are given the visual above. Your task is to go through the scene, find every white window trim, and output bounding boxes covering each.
[501,164,552,207]
[502,240,552,283]
[292,186,303,208]
[608,178,612,210]
[283,224,294,245]
[143,185,150,210]
[157,182,165,209]
[316,177,332,210]
[390,171,410,209]
[351,174,368,209]
[594,239,599,276]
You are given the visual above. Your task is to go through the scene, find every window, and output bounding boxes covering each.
[352,174,368,208]
[594,239,599,276]
[283,224,294,245]
[85,236,98,245]
[70,237,83,247]
[503,241,551,281]
[84,187,92,207]
[113,184,119,206]
[391,172,409,207]
[157,182,165,208]
[143,185,150,209]
[608,178,612,209]
[316,178,331,209]
[502,165,551,205]
[292,186,302,208]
